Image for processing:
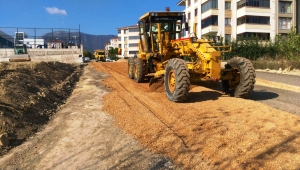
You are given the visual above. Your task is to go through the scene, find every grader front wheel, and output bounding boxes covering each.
[134,58,144,83]
[164,58,190,102]
[128,58,134,79]
[222,57,256,98]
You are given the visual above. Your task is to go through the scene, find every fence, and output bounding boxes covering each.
[0,27,81,49]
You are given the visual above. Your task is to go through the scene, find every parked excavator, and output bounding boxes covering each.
[128,10,256,102]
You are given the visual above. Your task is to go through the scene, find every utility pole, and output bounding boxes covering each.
[73,36,77,46]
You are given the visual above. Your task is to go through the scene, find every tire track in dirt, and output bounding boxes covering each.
[102,63,190,149]
[92,62,214,169]
[90,61,300,170]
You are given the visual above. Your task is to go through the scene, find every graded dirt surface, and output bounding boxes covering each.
[91,61,300,169]
[0,60,300,170]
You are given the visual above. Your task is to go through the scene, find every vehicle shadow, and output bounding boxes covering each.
[250,90,279,101]
[186,91,223,103]
[185,81,279,103]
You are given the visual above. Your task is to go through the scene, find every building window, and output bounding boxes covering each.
[202,0,218,13]
[129,36,139,40]
[118,37,121,41]
[279,1,291,13]
[124,37,128,41]
[129,51,138,54]
[201,15,218,28]
[188,12,191,20]
[225,18,231,26]
[195,0,198,2]
[187,0,191,6]
[195,8,198,16]
[238,32,270,40]
[124,30,128,34]
[129,28,139,32]
[237,0,270,9]
[118,44,121,48]
[278,18,291,29]
[118,30,121,34]
[237,16,270,25]
[225,2,231,10]
[129,43,138,47]
[124,44,128,48]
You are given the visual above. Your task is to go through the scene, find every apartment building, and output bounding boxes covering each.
[104,37,118,57]
[116,25,139,58]
[177,0,298,40]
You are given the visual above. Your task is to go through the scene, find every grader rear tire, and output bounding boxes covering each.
[222,57,256,98]
[134,58,144,83]
[164,58,190,102]
[128,58,134,79]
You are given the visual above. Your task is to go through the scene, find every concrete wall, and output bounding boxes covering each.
[0,44,83,63]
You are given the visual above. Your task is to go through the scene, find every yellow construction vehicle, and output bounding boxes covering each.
[128,11,256,102]
[94,49,106,62]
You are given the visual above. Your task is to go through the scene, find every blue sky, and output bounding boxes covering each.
[0,0,185,36]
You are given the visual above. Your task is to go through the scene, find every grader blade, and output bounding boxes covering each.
[149,76,164,92]
[149,77,162,87]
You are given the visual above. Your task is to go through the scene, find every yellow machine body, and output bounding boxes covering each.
[94,49,106,62]
[135,11,232,82]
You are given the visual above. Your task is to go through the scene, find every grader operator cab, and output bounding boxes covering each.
[128,11,256,102]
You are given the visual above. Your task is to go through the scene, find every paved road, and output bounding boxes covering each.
[256,71,300,86]
[251,71,300,116]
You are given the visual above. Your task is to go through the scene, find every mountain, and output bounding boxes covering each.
[41,31,116,52]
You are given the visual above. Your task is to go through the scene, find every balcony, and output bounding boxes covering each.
[237,24,270,34]
[237,7,270,18]
[278,13,293,18]
[201,9,218,20]
[225,10,231,18]
[201,25,218,35]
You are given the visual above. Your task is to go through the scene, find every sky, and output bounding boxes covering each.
[0,0,185,36]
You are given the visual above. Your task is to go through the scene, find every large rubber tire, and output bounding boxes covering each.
[164,58,190,102]
[134,58,145,83]
[222,57,256,98]
[128,58,134,79]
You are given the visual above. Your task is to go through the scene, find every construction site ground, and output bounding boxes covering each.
[0,59,300,169]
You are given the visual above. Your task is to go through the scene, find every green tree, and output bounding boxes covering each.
[83,50,93,58]
[108,47,120,61]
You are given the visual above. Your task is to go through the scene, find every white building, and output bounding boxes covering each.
[14,32,44,48]
[104,37,118,57]
[177,0,297,40]
[116,25,139,58]
[24,38,44,48]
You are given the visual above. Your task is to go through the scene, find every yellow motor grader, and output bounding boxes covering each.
[128,11,256,102]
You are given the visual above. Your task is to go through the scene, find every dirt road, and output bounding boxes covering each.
[0,61,300,170]
[92,61,300,169]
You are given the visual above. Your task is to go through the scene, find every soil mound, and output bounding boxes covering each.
[149,78,165,92]
[0,62,83,155]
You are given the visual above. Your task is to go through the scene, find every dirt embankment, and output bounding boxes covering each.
[0,62,83,155]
